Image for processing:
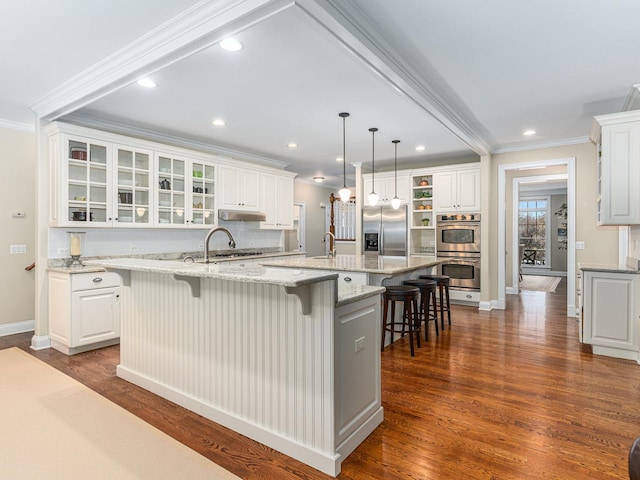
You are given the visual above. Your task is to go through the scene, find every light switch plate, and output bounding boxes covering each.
[9,244,26,254]
[575,241,585,250]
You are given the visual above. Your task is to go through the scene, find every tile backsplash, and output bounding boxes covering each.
[49,222,283,259]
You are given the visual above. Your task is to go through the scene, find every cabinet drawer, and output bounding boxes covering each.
[72,272,121,291]
[337,272,368,286]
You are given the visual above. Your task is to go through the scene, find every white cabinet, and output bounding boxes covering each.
[582,269,640,361]
[591,111,640,225]
[433,166,480,213]
[363,172,410,205]
[48,271,121,355]
[260,173,294,229]
[113,144,152,227]
[155,153,216,228]
[50,134,113,227]
[218,165,260,211]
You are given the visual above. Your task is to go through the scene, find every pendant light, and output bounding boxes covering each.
[391,140,402,209]
[338,112,351,202]
[368,128,379,206]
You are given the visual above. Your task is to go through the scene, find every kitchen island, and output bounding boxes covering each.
[84,258,385,477]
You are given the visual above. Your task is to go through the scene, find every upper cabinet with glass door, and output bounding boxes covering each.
[190,160,215,227]
[114,145,152,227]
[58,135,112,227]
[156,154,187,227]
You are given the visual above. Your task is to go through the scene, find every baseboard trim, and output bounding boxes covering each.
[478,301,493,311]
[0,319,35,337]
[30,335,51,350]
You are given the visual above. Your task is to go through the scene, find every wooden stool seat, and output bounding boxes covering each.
[403,279,439,341]
[419,274,451,330]
[382,285,421,356]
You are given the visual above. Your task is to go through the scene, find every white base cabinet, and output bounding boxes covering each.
[581,269,640,362]
[49,271,121,355]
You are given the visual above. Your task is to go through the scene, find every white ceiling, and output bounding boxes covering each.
[3,0,640,188]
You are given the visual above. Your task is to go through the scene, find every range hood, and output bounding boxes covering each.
[218,209,267,222]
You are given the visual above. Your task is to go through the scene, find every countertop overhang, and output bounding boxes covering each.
[83,258,338,288]
[261,254,442,274]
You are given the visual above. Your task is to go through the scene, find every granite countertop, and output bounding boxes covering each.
[337,284,386,307]
[579,263,640,274]
[83,258,338,288]
[261,254,442,274]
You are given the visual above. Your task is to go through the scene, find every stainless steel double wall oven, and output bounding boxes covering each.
[436,214,481,290]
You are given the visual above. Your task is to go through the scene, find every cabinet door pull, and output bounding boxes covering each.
[343,276,352,282]
[92,277,103,283]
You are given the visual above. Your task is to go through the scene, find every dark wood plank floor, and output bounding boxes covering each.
[3,279,640,479]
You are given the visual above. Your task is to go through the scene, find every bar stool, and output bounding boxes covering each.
[419,274,451,330]
[381,285,421,356]
[403,279,439,341]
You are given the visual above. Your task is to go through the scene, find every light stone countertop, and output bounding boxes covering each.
[261,254,442,275]
[83,258,338,287]
[337,284,386,307]
[579,263,640,274]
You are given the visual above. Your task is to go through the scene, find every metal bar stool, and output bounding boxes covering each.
[403,279,439,341]
[381,285,421,356]
[419,274,451,330]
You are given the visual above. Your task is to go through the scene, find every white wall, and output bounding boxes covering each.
[0,127,36,328]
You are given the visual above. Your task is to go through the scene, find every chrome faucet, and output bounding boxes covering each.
[322,231,336,258]
[204,227,236,263]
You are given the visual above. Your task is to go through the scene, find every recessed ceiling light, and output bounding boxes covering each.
[523,129,536,136]
[416,145,426,151]
[212,119,226,126]
[336,157,344,162]
[220,38,243,52]
[287,143,298,148]
[137,78,156,88]
[313,176,324,183]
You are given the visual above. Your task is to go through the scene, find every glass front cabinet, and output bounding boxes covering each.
[48,126,218,229]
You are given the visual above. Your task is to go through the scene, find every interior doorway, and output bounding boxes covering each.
[498,158,576,317]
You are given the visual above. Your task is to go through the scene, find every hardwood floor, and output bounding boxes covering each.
[3,280,640,479]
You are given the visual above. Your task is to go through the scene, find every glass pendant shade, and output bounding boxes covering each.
[339,186,351,202]
[338,112,351,202]
[391,139,401,209]
[368,127,379,207]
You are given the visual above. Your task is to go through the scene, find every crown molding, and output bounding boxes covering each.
[62,113,290,169]
[30,0,293,120]
[623,83,640,111]
[492,136,590,154]
[298,0,492,155]
[0,118,35,132]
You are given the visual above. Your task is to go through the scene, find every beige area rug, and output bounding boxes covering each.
[0,348,240,480]
[520,275,561,293]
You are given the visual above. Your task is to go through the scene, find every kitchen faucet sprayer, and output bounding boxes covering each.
[322,231,336,258]
[204,227,236,263]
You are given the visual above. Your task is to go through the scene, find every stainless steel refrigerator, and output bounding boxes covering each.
[362,205,408,257]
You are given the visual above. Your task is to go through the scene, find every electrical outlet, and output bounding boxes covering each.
[355,336,365,353]
[58,247,69,255]
[130,245,139,252]
[197,243,204,249]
